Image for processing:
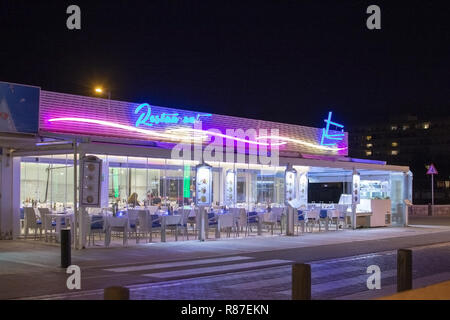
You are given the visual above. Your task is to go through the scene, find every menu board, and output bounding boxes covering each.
[298,173,308,207]
[195,164,212,206]
[352,173,360,204]
[80,155,103,207]
[285,169,297,203]
[224,170,236,206]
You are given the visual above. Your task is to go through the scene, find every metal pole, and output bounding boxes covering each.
[108,91,111,113]
[61,229,71,268]
[292,263,311,300]
[431,174,434,215]
[397,249,412,292]
[104,286,129,300]
[73,140,78,250]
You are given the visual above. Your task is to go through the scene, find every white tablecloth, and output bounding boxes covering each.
[216,214,234,228]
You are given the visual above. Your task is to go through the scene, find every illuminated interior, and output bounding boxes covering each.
[20,154,410,226]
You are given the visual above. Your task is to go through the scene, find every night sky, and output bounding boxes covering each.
[1,0,449,128]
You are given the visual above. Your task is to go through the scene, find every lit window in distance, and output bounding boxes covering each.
[366,143,373,148]
[423,122,430,129]
[391,150,399,155]
[365,150,372,156]
[391,142,398,147]
[366,136,372,141]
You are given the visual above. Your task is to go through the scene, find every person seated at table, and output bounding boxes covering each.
[127,192,141,208]
[152,194,162,205]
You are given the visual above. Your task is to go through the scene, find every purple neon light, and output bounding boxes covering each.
[350,158,386,165]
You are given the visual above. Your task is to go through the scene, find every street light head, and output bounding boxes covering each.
[94,87,103,94]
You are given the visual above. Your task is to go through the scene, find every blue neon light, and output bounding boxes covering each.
[134,103,212,127]
[320,111,345,147]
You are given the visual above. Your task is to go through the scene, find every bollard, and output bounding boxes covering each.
[61,229,71,268]
[292,263,311,300]
[104,286,130,300]
[397,249,412,292]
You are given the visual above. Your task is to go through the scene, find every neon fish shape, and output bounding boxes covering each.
[320,111,345,147]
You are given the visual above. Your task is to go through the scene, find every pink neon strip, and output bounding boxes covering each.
[168,128,287,146]
[48,117,284,147]
[255,135,347,152]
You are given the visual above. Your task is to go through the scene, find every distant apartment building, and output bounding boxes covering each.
[349,115,450,204]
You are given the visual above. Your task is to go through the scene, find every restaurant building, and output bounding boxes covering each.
[0,81,412,246]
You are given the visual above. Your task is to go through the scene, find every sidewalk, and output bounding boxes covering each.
[1,225,450,299]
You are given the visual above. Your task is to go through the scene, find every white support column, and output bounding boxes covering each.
[403,172,411,227]
[286,206,295,236]
[78,149,87,249]
[0,150,20,239]
[351,168,360,230]
[73,141,78,249]
[220,165,227,206]
[101,158,109,208]
[298,172,308,208]
[197,205,206,241]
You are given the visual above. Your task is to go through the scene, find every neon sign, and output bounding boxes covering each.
[320,111,345,147]
[134,103,212,127]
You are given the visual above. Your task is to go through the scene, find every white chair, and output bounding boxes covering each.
[335,205,348,229]
[295,210,306,235]
[104,215,129,247]
[217,213,234,237]
[38,207,57,242]
[229,208,242,237]
[179,209,190,240]
[271,207,285,234]
[134,209,153,242]
[236,209,248,235]
[23,207,42,239]
[262,211,278,235]
[126,209,140,243]
[87,214,105,246]
[185,207,199,236]
[149,214,162,242]
[162,215,182,241]
[306,209,319,232]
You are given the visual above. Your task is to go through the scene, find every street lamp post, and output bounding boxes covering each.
[94,87,111,112]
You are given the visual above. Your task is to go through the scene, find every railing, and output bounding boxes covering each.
[409,204,450,217]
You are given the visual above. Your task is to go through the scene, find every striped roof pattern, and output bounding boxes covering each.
[39,90,348,156]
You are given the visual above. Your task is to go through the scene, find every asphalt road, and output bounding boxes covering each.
[21,232,450,300]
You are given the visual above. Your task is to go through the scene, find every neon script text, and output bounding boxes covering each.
[134,103,211,127]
